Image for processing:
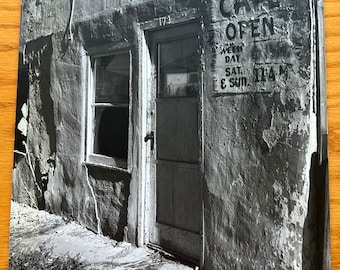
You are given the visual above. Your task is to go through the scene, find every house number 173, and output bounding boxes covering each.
[159,15,171,26]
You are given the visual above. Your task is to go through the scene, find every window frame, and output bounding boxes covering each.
[85,50,132,172]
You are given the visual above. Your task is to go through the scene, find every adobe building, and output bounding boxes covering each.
[12,0,329,269]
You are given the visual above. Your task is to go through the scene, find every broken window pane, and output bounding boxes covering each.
[94,106,129,159]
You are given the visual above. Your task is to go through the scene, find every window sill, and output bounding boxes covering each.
[83,161,130,173]
[84,154,130,173]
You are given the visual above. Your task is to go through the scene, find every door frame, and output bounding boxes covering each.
[137,18,205,266]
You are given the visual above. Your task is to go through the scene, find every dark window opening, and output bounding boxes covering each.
[95,107,129,159]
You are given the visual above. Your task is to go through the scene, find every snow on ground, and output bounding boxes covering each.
[9,202,196,270]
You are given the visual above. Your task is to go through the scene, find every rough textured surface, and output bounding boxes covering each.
[202,94,313,269]
[202,1,317,269]
[12,0,320,269]
[13,19,132,244]
[10,202,194,270]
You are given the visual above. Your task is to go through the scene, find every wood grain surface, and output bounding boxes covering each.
[0,1,20,270]
[0,1,340,270]
[326,0,340,269]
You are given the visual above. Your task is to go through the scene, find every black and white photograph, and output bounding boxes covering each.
[9,0,330,269]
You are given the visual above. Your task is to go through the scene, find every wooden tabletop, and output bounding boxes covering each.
[0,2,20,270]
[326,0,340,269]
[0,1,340,269]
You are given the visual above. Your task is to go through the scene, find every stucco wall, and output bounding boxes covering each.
[12,0,321,269]
[202,1,317,269]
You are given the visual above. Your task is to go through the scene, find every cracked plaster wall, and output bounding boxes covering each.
[202,0,319,269]
[13,31,132,241]
[12,0,322,269]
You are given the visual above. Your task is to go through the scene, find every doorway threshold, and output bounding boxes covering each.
[147,243,200,269]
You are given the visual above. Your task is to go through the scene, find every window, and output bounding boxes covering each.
[158,37,199,98]
[86,52,131,169]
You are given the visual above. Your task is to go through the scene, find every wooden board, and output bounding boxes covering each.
[325,0,340,269]
[1,1,340,269]
[0,1,21,270]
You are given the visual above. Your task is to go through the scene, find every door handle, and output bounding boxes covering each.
[144,131,154,150]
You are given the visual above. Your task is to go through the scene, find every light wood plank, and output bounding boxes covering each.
[325,0,340,269]
[0,1,21,270]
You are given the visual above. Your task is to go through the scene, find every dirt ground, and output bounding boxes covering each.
[9,202,196,270]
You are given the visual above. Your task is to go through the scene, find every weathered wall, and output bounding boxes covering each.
[14,0,202,245]
[19,0,201,45]
[13,12,134,241]
[12,31,132,240]
[202,0,317,269]
[12,0,321,269]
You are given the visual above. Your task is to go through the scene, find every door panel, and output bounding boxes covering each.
[153,223,201,260]
[157,160,201,233]
[156,98,198,163]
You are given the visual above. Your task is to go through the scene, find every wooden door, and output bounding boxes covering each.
[148,23,202,261]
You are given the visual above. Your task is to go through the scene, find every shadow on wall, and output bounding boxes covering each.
[13,35,56,210]
[27,35,55,210]
[302,152,330,269]
[26,35,56,155]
